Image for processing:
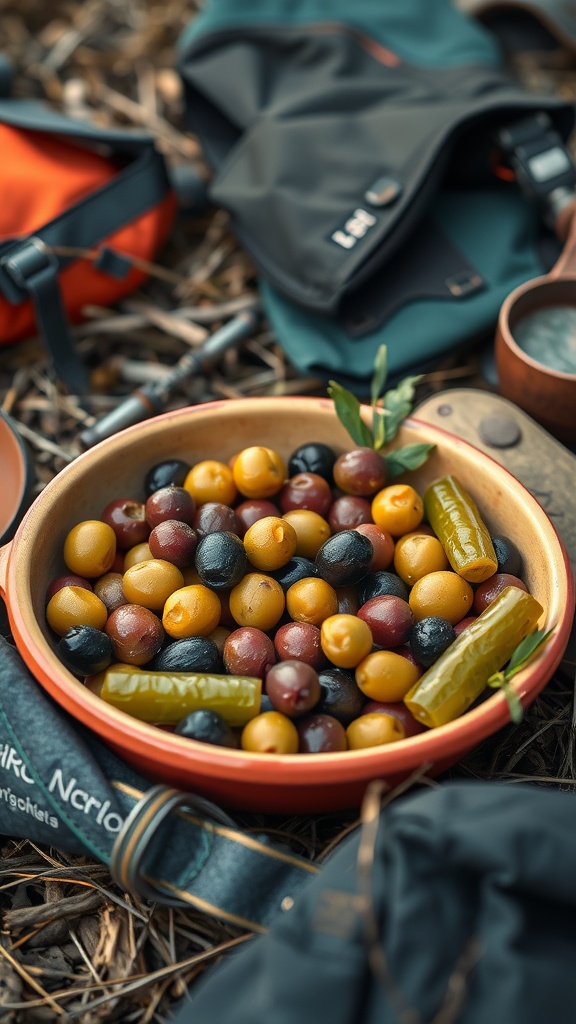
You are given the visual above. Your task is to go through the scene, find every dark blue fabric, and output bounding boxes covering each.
[175,781,576,1024]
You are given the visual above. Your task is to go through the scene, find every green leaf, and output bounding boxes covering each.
[370,345,388,407]
[487,671,506,690]
[327,382,374,448]
[381,396,410,443]
[391,374,423,405]
[372,408,387,451]
[506,627,554,678]
[486,626,555,725]
[384,442,436,477]
[500,679,525,725]
[382,374,423,442]
[328,349,426,455]
[487,672,524,723]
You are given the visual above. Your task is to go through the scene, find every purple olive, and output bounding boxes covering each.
[265,660,321,717]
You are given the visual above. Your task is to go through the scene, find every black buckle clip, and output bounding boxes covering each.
[0,236,59,304]
[110,785,237,905]
[495,113,576,215]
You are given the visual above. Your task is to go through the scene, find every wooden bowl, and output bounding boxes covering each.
[495,276,576,444]
[0,397,572,812]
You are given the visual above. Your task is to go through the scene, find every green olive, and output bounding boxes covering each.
[285,577,338,627]
[371,484,424,538]
[184,460,237,506]
[346,713,405,749]
[63,520,117,578]
[232,446,286,499]
[320,613,373,669]
[243,516,297,571]
[229,573,285,631]
[162,584,222,639]
[281,509,331,558]
[393,532,449,585]
[241,710,299,753]
[122,559,184,611]
[355,650,420,701]
[409,570,474,625]
[46,586,108,636]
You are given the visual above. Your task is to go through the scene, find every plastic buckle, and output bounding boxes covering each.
[93,246,133,280]
[0,237,59,304]
[495,113,576,209]
[109,785,237,905]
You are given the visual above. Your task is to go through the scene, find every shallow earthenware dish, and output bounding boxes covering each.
[0,397,573,812]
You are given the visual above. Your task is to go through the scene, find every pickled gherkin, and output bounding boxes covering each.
[403,586,543,727]
[424,475,498,583]
[98,668,261,726]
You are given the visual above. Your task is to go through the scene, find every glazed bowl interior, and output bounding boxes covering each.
[496,278,576,443]
[2,396,573,813]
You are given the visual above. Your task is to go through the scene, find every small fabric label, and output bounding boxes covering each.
[329,208,378,249]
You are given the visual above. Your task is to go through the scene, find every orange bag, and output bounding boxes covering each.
[0,101,176,391]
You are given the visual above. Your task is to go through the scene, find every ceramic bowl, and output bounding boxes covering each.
[0,408,34,545]
[0,397,573,813]
[495,277,576,444]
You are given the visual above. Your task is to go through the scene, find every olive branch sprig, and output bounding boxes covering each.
[487,626,555,724]
[327,344,435,477]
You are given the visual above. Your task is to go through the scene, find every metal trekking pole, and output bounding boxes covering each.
[79,307,260,448]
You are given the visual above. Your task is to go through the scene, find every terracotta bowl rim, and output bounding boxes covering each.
[1,396,574,787]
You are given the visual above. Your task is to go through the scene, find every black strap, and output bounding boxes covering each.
[108,782,320,930]
[0,103,172,392]
[0,238,89,392]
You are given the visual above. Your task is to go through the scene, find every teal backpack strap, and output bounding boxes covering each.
[0,100,173,392]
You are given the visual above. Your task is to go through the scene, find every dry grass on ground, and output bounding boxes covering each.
[0,3,575,1020]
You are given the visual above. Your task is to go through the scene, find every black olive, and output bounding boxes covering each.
[491,535,523,578]
[175,709,237,747]
[150,637,222,674]
[58,626,114,676]
[269,556,318,591]
[194,531,248,589]
[287,442,337,482]
[314,530,373,587]
[144,459,191,497]
[358,570,409,606]
[409,616,456,668]
[317,667,365,724]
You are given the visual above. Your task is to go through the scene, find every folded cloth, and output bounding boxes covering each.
[174,779,576,1024]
